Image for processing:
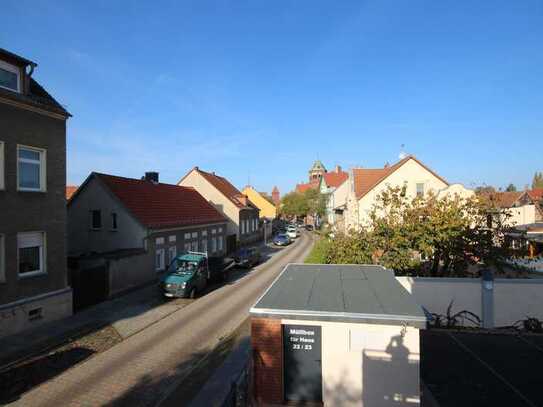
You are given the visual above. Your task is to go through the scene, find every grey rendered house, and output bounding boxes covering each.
[0,48,72,338]
[67,172,228,300]
[178,167,260,252]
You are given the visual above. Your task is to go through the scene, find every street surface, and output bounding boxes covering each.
[11,232,313,407]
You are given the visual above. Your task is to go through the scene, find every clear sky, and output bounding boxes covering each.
[3,1,542,194]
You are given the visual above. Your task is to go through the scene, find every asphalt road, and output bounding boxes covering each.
[13,232,314,407]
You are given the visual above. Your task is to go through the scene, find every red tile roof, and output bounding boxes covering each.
[480,191,522,208]
[352,156,448,199]
[322,170,349,188]
[90,173,226,229]
[190,168,257,210]
[66,185,78,200]
[527,188,543,201]
[295,181,319,193]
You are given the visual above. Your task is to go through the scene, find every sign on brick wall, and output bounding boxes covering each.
[283,324,322,402]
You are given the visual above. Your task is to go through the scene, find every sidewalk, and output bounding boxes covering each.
[0,242,281,369]
[0,281,189,369]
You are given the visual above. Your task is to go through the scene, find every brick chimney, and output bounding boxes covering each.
[144,172,159,184]
[239,195,248,206]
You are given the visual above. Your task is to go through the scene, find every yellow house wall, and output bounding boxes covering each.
[242,187,277,219]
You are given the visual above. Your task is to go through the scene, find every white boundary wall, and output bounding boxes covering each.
[396,276,543,327]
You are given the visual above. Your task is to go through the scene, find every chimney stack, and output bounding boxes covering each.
[144,172,159,184]
[239,195,248,206]
[335,165,342,173]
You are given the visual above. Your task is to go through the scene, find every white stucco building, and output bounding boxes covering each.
[331,155,474,232]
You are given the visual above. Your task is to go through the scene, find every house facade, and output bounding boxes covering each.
[318,165,349,225]
[0,48,72,338]
[178,167,260,251]
[242,186,277,219]
[481,191,540,227]
[336,156,473,232]
[68,172,228,298]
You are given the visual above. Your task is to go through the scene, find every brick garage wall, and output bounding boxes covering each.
[252,317,283,405]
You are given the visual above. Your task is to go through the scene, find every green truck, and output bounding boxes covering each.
[160,252,233,298]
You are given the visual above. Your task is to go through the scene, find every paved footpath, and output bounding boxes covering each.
[11,233,314,407]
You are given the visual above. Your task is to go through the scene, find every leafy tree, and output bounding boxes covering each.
[314,186,511,277]
[304,188,327,218]
[474,185,495,194]
[280,189,327,221]
[280,192,307,218]
[505,183,517,192]
[532,172,543,189]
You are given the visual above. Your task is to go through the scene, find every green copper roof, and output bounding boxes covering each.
[310,160,327,172]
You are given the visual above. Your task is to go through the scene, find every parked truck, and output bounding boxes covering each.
[160,252,233,298]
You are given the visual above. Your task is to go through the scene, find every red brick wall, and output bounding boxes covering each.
[252,317,283,404]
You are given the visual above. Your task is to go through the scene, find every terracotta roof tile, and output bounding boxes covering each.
[481,191,523,208]
[527,188,543,201]
[295,181,319,193]
[194,168,257,209]
[322,170,348,188]
[352,155,448,199]
[94,173,226,229]
[66,185,78,200]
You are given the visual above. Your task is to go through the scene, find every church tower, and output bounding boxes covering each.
[308,160,327,183]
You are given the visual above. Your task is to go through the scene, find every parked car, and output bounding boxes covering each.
[273,234,291,246]
[234,247,261,268]
[287,225,300,237]
[161,252,233,298]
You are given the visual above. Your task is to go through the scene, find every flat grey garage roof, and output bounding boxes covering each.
[250,264,426,328]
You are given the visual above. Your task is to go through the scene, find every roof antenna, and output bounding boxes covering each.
[399,144,407,160]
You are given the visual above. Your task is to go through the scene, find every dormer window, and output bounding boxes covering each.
[0,60,20,93]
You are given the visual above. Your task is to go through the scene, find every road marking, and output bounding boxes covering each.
[447,332,537,407]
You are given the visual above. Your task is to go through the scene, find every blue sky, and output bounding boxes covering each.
[3,1,542,194]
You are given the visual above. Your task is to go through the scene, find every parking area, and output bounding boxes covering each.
[422,330,543,407]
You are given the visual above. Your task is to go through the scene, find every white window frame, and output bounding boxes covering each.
[17,145,47,192]
[169,235,176,243]
[17,231,46,278]
[184,242,191,252]
[416,183,425,197]
[218,235,223,251]
[155,237,165,246]
[241,221,245,235]
[0,233,5,283]
[155,248,165,271]
[201,238,208,253]
[0,60,21,93]
[191,240,198,252]
[0,141,4,191]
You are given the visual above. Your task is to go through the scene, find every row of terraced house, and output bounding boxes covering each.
[0,48,279,337]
